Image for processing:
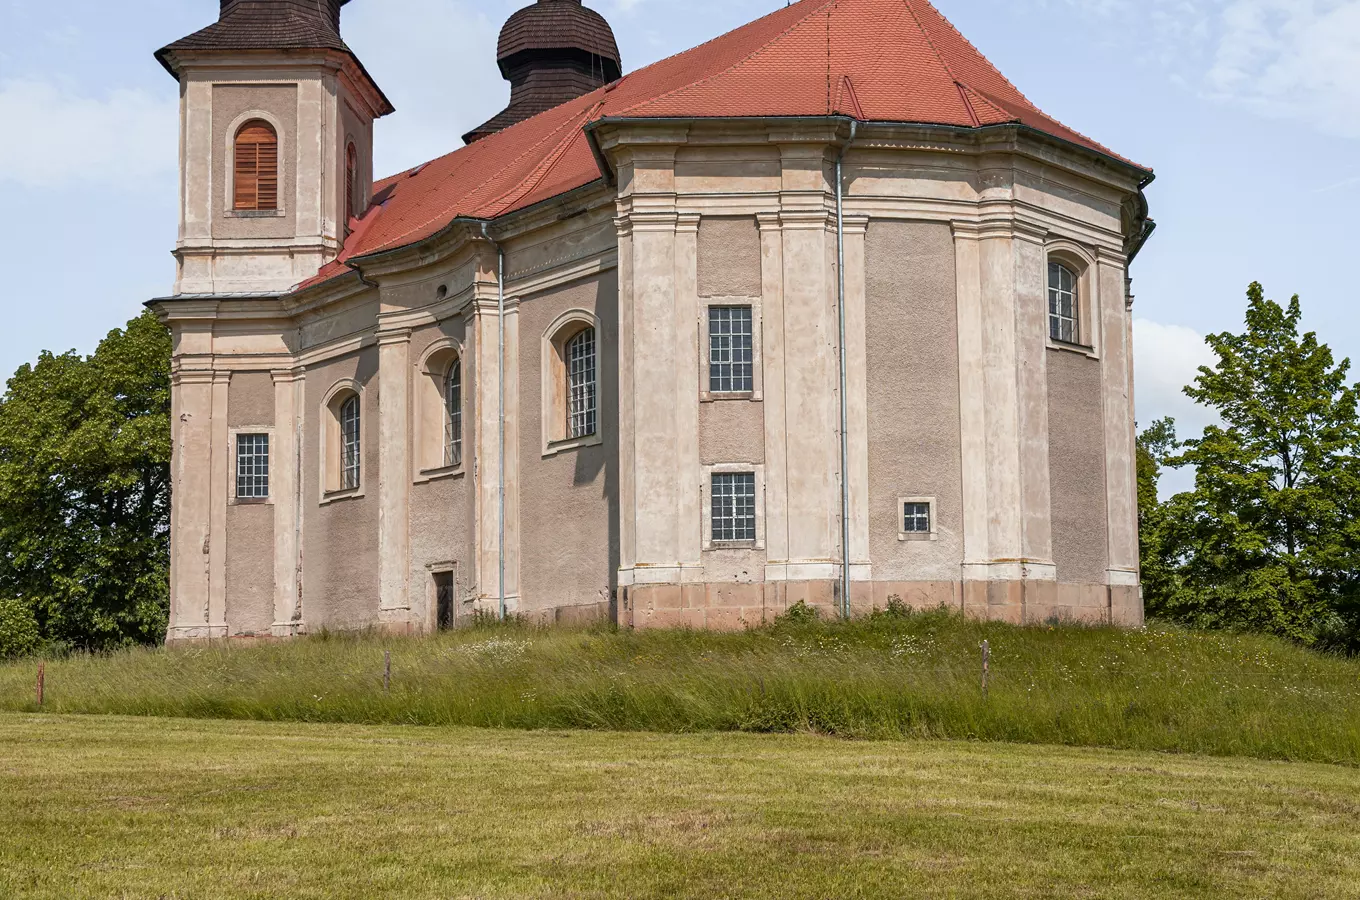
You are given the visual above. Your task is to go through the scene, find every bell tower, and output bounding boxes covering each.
[156,0,394,296]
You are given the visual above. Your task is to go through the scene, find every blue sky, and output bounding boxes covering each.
[2,0,1357,488]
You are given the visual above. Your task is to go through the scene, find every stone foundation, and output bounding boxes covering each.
[621,580,1142,630]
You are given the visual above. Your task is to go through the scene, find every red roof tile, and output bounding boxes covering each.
[296,0,1146,294]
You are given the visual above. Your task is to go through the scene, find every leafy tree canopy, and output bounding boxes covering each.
[0,310,171,651]
[1142,284,1360,648]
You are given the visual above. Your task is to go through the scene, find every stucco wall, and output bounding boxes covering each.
[697,217,761,298]
[227,372,275,428]
[864,221,964,582]
[517,271,619,616]
[408,320,474,625]
[225,503,275,635]
[302,348,381,630]
[211,84,298,240]
[1046,349,1109,584]
[699,401,764,466]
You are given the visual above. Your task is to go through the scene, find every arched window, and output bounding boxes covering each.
[233,121,278,211]
[1048,261,1078,343]
[444,359,463,468]
[340,394,361,491]
[566,327,597,439]
[345,142,358,227]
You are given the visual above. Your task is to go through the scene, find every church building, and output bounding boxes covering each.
[151,0,1155,640]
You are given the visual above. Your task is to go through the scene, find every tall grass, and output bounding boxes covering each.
[2,609,1357,764]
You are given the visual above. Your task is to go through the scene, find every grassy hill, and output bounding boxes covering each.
[3,715,1359,899]
[3,610,1357,765]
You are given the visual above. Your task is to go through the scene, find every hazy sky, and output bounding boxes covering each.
[3,0,1358,490]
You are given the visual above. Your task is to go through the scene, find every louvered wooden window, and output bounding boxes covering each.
[233,122,278,211]
[345,142,358,226]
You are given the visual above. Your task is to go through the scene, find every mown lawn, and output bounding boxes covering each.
[1,715,1358,899]
[3,613,1358,764]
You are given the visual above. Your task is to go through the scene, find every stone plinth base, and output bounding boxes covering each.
[620,580,1143,631]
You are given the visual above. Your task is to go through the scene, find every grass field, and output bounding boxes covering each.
[3,612,1358,764]
[2,714,1359,899]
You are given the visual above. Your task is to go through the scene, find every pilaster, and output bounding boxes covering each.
[1098,251,1139,588]
[377,329,412,619]
[953,223,990,567]
[168,369,220,640]
[841,214,871,579]
[756,212,789,579]
[675,213,703,571]
[271,368,305,636]
[208,371,231,632]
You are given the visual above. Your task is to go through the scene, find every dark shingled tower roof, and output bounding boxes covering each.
[464,0,622,144]
[156,0,393,114]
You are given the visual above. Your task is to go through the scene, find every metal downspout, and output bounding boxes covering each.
[835,120,858,620]
[480,222,507,621]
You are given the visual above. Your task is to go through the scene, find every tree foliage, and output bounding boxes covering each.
[1141,284,1360,650]
[0,311,172,651]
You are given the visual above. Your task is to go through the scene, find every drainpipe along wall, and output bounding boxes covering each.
[835,119,858,620]
[479,222,508,621]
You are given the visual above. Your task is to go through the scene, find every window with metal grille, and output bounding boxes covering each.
[902,501,932,535]
[444,360,462,468]
[340,395,361,491]
[1048,262,1078,343]
[711,472,757,543]
[708,305,754,393]
[233,121,278,211]
[566,327,597,439]
[236,434,270,500]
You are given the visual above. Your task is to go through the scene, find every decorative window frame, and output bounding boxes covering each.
[224,110,287,218]
[898,496,939,543]
[1044,240,1100,359]
[228,426,276,505]
[541,308,603,458]
[319,378,365,504]
[699,296,763,402]
[702,463,766,551]
[414,337,467,483]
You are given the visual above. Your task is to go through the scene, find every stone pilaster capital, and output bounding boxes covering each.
[950,220,984,241]
[674,213,701,234]
[1011,219,1049,245]
[211,371,233,386]
[755,212,783,232]
[173,369,218,387]
[1095,244,1129,267]
[270,367,305,385]
[376,328,413,348]
[840,214,870,235]
[779,210,833,230]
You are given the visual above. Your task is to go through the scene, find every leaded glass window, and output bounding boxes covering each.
[445,360,462,468]
[340,394,361,491]
[708,305,754,393]
[1048,262,1078,344]
[711,472,757,543]
[236,433,270,500]
[566,328,597,440]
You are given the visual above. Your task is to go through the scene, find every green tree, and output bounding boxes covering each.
[1156,284,1360,644]
[0,311,172,650]
[1136,417,1178,610]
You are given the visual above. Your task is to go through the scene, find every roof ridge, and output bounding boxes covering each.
[896,0,964,89]
[904,0,1039,111]
[957,83,1012,124]
[611,0,840,118]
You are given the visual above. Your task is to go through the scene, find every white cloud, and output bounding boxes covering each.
[0,78,177,189]
[1133,318,1220,436]
[1206,0,1360,137]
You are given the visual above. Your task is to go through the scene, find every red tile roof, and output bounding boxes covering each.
[296,0,1146,294]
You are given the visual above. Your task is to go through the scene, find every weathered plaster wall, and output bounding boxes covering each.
[407,320,474,626]
[302,347,380,630]
[1046,349,1109,584]
[517,272,619,618]
[211,84,298,240]
[697,217,761,298]
[227,372,275,428]
[699,401,764,466]
[865,220,964,582]
[225,503,275,634]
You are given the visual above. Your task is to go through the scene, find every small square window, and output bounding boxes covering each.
[236,434,270,500]
[711,472,757,543]
[903,502,931,534]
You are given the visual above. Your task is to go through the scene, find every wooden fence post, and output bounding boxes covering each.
[36,661,44,708]
[383,651,391,694]
[980,641,990,698]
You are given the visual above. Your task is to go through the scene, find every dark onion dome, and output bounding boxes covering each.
[156,0,393,115]
[464,0,622,144]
